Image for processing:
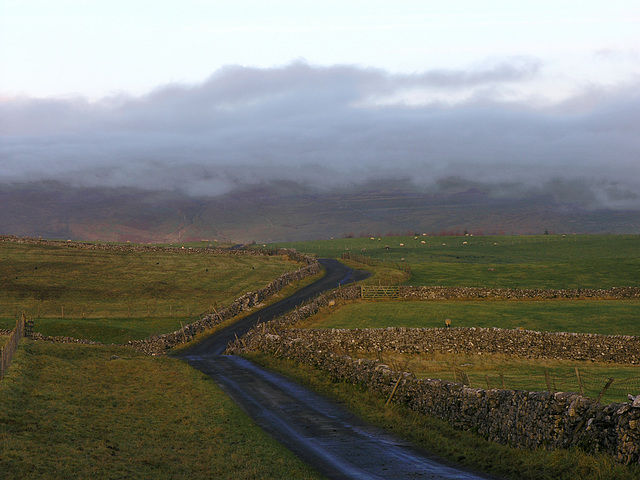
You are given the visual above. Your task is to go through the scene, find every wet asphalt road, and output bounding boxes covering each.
[175,259,495,480]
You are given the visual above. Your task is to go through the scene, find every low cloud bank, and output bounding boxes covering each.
[1,61,639,208]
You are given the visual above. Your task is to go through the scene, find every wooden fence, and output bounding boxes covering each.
[361,285,400,299]
[0,313,32,380]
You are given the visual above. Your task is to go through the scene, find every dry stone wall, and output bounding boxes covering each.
[265,327,640,364]
[0,235,312,262]
[127,256,321,355]
[228,291,640,465]
[28,332,103,346]
[399,285,640,300]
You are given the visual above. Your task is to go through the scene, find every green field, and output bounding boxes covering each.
[274,234,640,289]
[296,300,640,404]
[351,350,638,405]
[0,239,324,480]
[286,234,640,405]
[0,340,323,480]
[299,299,640,335]
[250,233,640,479]
[0,241,302,343]
[2,234,640,479]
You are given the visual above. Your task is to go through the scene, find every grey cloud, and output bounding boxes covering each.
[1,61,639,208]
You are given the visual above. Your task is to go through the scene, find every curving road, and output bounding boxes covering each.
[175,259,495,480]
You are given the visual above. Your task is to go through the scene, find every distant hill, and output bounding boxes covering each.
[1,182,638,243]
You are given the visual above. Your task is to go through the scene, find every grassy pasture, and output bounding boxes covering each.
[0,340,323,480]
[2,234,638,479]
[0,241,301,343]
[274,234,640,289]
[285,233,640,405]
[296,300,640,403]
[355,351,639,405]
[297,299,640,336]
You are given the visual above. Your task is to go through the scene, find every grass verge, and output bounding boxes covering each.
[246,352,640,480]
[0,340,324,480]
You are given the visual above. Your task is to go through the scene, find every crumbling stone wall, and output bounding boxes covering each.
[228,291,640,465]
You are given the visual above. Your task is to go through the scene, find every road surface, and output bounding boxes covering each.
[175,259,495,480]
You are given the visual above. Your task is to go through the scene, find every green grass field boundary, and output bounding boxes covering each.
[0,315,28,380]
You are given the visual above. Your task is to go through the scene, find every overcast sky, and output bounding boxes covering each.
[1,1,639,208]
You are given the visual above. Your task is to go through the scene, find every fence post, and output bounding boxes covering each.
[595,378,615,403]
[545,371,552,392]
[575,368,584,395]
[0,313,27,381]
[386,373,404,406]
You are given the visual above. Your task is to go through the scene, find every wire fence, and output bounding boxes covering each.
[0,303,214,322]
[0,313,33,380]
[453,367,640,404]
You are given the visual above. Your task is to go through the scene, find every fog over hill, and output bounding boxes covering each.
[2,62,639,242]
[1,181,638,244]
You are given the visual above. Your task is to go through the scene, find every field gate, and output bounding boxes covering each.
[360,285,400,299]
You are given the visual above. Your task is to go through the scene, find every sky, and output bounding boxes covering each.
[1,0,639,208]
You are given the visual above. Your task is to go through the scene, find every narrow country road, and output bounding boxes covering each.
[175,259,495,480]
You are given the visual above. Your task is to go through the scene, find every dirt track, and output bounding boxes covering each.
[175,259,494,480]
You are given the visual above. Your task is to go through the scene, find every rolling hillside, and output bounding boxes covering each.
[2,182,639,243]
